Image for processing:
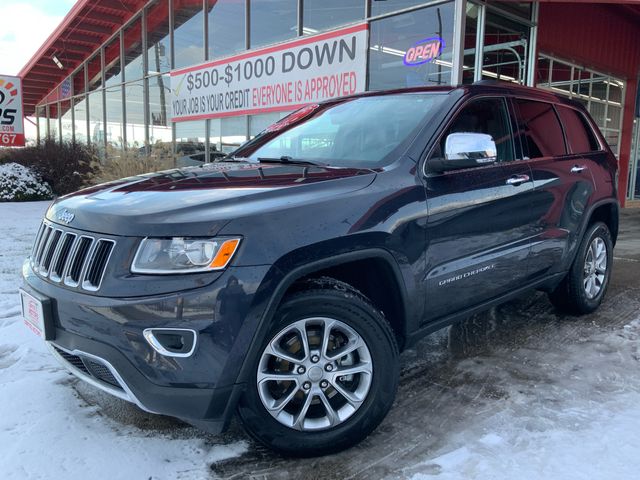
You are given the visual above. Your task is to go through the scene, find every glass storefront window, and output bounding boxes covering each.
[147,0,171,75]
[250,0,297,49]
[368,2,455,90]
[88,90,104,147]
[173,0,205,69]
[221,116,247,153]
[209,118,222,155]
[572,69,591,98]
[124,81,145,148]
[208,0,245,60]
[489,2,532,20]
[104,36,121,86]
[36,106,46,142]
[550,60,572,95]
[47,104,58,140]
[176,120,206,166]
[302,0,364,34]
[124,16,144,82]
[371,0,428,17]
[148,74,172,145]
[87,53,102,91]
[482,11,530,84]
[60,100,73,142]
[73,67,86,95]
[106,86,124,148]
[73,96,88,144]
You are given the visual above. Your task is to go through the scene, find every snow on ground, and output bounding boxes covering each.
[0,202,247,480]
[1,201,640,480]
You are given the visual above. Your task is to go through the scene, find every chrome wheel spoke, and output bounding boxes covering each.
[332,361,372,378]
[268,385,300,414]
[325,335,365,362]
[264,343,301,365]
[257,372,299,384]
[331,379,365,407]
[293,390,314,430]
[292,324,311,362]
[318,390,340,427]
[320,318,337,360]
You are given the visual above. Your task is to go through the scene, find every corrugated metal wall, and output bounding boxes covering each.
[538,3,640,204]
[538,4,640,79]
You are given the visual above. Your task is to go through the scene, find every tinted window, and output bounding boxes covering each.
[556,106,599,153]
[439,98,514,162]
[515,99,566,158]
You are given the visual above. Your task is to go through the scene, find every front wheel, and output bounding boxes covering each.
[549,222,613,315]
[237,278,399,456]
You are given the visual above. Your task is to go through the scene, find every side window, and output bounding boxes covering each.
[436,98,514,162]
[556,106,600,153]
[514,99,566,158]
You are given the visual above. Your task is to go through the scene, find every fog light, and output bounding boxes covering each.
[143,328,197,358]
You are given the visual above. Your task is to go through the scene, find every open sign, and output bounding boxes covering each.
[403,37,445,66]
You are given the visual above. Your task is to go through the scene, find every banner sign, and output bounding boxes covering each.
[0,74,25,147]
[170,23,368,122]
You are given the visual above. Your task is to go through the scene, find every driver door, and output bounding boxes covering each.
[422,97,537,322]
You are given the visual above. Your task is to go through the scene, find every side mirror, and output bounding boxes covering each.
[429,133,498,173]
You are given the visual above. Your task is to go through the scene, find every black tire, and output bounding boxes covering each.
[549,222,613,315]
[237,277,399,457]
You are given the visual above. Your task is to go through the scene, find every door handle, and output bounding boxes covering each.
[571,165,587,173]
[506,174,530,186]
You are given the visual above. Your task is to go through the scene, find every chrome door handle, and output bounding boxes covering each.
[506,174,530,186]
[571,165,587,173]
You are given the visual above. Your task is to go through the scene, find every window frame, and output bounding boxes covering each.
[424,95,516,175]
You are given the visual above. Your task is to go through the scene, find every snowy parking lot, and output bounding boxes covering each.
[2,201,640,480]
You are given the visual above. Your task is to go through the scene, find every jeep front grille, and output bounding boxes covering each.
[31,222,115,292]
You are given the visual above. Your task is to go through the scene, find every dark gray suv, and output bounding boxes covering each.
[21,82,619,456]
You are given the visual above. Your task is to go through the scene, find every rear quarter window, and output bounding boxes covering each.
[514,99,566,158]
[556,106,600,153]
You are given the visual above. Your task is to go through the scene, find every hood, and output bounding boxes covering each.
[46,162,376,236]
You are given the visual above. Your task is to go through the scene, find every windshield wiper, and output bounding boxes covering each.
[217,155,247,162]
[257,156,326,166]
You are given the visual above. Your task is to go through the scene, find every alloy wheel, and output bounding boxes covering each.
[256,317,373,431]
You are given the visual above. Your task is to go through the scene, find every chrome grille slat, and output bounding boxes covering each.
[41,229,63,276]
[30,221,116,292]
[34,226,53,267]
[64,236,94,287]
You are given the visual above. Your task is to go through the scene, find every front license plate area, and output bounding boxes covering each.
[19,289,55,341]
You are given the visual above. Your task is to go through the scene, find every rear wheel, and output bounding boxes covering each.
[549,222,613,314]
[237,278,399,456]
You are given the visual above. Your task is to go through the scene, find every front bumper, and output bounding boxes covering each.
[22,259,272,432]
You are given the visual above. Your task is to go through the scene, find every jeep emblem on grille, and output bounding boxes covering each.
[56,209,75,224]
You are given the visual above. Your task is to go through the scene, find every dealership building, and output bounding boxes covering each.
[18,0,640,205]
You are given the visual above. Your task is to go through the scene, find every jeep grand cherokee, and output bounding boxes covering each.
[20,82,619,456]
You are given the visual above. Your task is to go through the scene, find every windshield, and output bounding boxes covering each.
[234,93,447,168]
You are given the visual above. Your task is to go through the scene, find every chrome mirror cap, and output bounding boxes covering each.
[445,132,497,164]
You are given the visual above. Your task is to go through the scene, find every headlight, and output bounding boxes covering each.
[131,237,241,274]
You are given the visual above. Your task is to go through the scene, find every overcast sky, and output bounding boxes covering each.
[0,0,78,76]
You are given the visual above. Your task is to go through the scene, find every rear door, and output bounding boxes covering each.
[512,99,596,279]
[422,97,538,321]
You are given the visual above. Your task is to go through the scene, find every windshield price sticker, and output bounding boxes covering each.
[0,75,25,147]
[170,24,368,122]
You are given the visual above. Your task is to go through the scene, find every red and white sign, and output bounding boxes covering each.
[0,74,25,147]
[20,289,45,337]
[170,24,368,122]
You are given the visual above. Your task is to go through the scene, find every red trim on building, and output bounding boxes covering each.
[18,0,146,115]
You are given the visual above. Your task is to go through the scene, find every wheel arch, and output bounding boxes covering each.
[234,249,410,386]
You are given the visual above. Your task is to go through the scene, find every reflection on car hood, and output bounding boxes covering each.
[46,162,376,236]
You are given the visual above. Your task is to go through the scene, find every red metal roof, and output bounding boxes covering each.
[19,0,145,115]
